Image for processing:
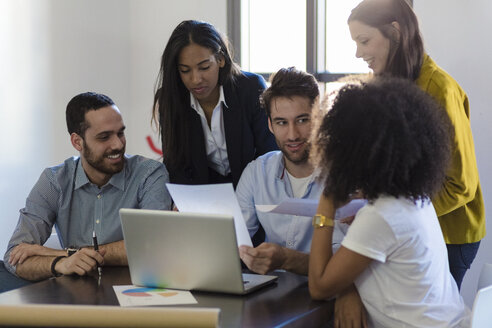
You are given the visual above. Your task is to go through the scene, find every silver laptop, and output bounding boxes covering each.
[119,208,278,294]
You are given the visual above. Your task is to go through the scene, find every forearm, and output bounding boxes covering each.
[40,247,66,257]
[309,194,337,299]
[15,256,56,281]
[99,240,127,266]
[309,227,336,299]
[7,243,66,270]
[432,172,478,216]
[282,249,309,275]
[334,284,367,328]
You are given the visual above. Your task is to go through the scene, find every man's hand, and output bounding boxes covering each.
[55,248,106,276]
[340,215,356,225]
[9,243,64,266]
[334,285,368,328]
[239,243,286,274]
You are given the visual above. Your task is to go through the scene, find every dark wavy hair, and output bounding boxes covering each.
[348,0,424,80]
[66,92,114,137]
[152,20,241,169]
[260,67,319,118]
[310,77,453,204]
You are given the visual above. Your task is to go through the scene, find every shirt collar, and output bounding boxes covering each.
[74,158,90,190]
[189,85,228,112]
[276,155,287,180]
[108,165,126,191]
[74,156,127,191]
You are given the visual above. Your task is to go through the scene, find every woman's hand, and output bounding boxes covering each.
[334,285,368,328]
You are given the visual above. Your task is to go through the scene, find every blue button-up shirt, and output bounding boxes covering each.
[4,155,172,274]
[236,151,345,253]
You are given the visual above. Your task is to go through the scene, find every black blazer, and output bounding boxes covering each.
[169,71,277,188]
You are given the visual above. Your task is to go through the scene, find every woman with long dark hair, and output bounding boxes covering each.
[347,0,484,290]
[153,20,276,188]
[308,77,470,327]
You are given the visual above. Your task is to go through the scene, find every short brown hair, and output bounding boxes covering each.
[260,67,319,118]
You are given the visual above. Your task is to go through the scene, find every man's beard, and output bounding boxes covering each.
[83,144,125,176]
[280,140,310,165]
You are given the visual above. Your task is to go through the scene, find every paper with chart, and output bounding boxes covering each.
[256,198,367,219]
[166,183,253,247]
[113,285,197,307]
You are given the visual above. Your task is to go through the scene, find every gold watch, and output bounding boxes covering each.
[312,214,334,228]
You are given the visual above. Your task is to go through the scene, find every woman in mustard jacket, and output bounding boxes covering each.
[346,0,485,289]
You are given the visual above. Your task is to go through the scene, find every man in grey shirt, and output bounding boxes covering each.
[0,92,172,291]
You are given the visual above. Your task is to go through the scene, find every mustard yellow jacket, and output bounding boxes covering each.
[416,55,485,244]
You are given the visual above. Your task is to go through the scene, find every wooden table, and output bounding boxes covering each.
[0,267,333,327]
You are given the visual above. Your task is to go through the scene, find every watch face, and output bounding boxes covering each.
[67,248,78,256]
[313,214,333,228]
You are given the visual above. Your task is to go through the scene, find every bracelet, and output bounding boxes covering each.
[51,256,66,277]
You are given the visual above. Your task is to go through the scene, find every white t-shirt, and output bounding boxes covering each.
[342,196,470,328]
[286,171,313,199]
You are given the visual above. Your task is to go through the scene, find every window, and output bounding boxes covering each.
[228,0,371,87]
[240,0,307,73]
[323,0,369,73]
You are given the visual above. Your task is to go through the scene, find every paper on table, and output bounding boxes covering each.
[113,285,197,307]
[166,183,253,247]
[256,198,367,219]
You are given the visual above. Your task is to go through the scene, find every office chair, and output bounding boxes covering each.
[477,263,492,291]
[470,285,492,328]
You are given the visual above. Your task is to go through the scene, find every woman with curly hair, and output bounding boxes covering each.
[347,0,484,289]
[308,77,469,327]
[153,20,276,188]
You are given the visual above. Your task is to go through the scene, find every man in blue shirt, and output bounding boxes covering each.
[237,68,368,327]
[237,67,345,275]
[0,92,172,291]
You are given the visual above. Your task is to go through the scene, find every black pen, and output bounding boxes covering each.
[92,230,102,276]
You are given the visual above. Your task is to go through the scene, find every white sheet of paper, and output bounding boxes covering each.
[166,183,253,247]
[256,198,367,219]
[336,199,367,219]
[255,198,319,217]
[113,285,197,307]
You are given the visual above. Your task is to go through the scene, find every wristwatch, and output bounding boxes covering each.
[312,214,334,228]
[65,247,79,257]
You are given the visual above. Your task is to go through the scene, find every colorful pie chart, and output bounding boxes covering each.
[122,287,167,297]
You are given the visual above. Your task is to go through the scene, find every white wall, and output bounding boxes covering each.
[0,0,226,254]
[415,0,492,306]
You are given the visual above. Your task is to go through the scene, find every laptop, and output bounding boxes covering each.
[119,208,278,294]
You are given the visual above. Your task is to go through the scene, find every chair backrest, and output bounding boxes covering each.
[477,263,492,291]
[471,285,492,328]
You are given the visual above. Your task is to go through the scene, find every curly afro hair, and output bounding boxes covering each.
[310,76,454,204]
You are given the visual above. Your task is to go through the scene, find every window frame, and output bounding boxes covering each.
[227,0,413,82]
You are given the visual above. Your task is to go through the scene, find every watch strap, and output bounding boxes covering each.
[65,247,79,257]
